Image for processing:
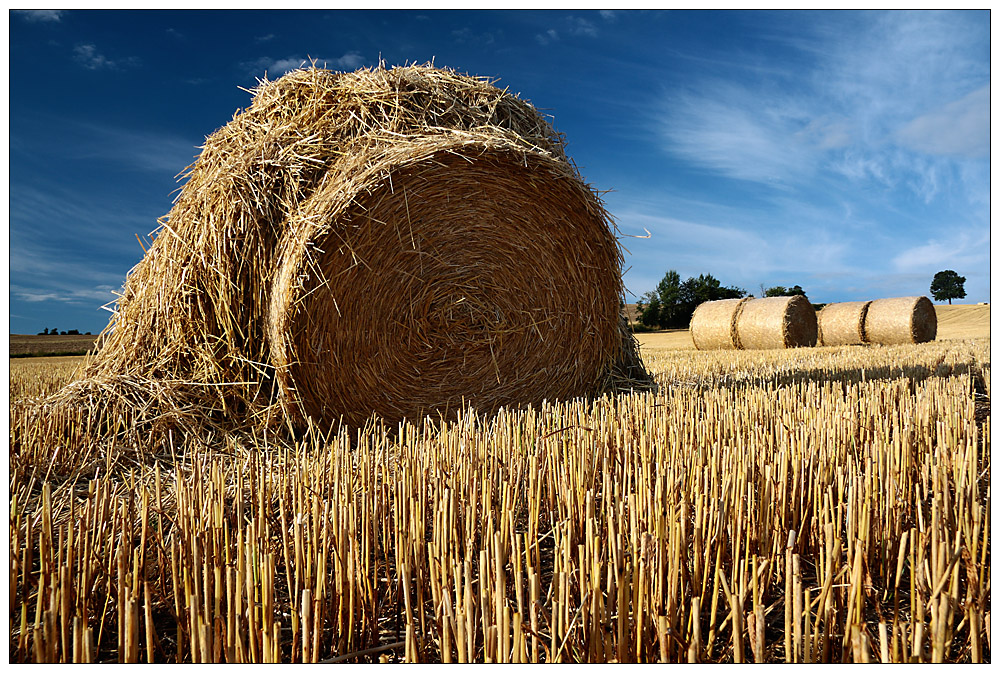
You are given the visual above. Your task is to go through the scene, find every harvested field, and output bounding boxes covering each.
[936,304,990,340]
[10,334,990,663]
[9,334,98,357]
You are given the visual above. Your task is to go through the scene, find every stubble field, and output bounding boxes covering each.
[8,305,990,663]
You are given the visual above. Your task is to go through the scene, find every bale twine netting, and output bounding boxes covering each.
[689,297,749,350]
[863,296,937,345]
[817,301,871,346]
[40,64,653,436]
[735,295,817,350]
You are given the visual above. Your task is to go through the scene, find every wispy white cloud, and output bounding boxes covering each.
[73,43,140,71]
[535,29,559,46]
[246,51,365,78]
[453,27,498,46]
[599,10,618,22]
[16,117,200,175]
[655,10,988,210]
[896,85,988,158]
[892,228,990,274]
[660,83,816,185]
[536,15,601,46]
[567,16,598,37]
[615,206,858,298]
[12,283,119,306]
[14,9,64,22]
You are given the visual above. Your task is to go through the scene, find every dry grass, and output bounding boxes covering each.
[10,335,990,663]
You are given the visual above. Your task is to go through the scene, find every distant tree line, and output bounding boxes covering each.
[636,271,811,330]
[636,271,747,329]
[762,284,807,298]
[37,328,91,335]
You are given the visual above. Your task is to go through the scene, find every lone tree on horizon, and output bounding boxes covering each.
[930,270,967,305]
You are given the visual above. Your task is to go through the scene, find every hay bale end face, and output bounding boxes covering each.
[690,298,749,350]
[864,296,937,345]
[269,135,627,427]
[817,301,871,346]
[736,296,817,350]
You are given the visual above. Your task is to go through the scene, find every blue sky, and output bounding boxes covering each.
[8,9,991,335]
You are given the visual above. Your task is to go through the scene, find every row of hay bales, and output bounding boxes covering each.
[691,295,936,350]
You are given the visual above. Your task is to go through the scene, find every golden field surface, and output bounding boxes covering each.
[8,326,991,662]
[9,334,99,357]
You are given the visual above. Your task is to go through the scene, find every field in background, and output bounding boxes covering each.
[934,304,991,340]
[8,318,991,663]
[9,334,98,357]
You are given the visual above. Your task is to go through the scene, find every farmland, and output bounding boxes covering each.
[8,306,991,662]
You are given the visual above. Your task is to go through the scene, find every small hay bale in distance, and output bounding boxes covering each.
[735,296,817,350]
[690,297,749,350]
[864,296,937,345]
[817,301,871,346]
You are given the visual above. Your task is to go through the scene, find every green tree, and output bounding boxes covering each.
[655,270,684,328]
[637,292,663,328]
[641,270,746,329]
[930,270,966,305]
[764,284,807,299]
[677,273,746,328]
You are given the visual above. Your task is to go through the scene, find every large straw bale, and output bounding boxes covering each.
[864,296,937,345]
[736,296,817,350]
[268,132,632,426]
[45,63,653,435]
[817,301,871,346]
[690,298,749,350]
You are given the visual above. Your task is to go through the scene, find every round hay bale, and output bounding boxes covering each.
[817,301,871,346]
[863,296,937,345]
[45,63,652,434]
[269,133,628,427]
[690,298,749,350]
[735,296,817,350]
